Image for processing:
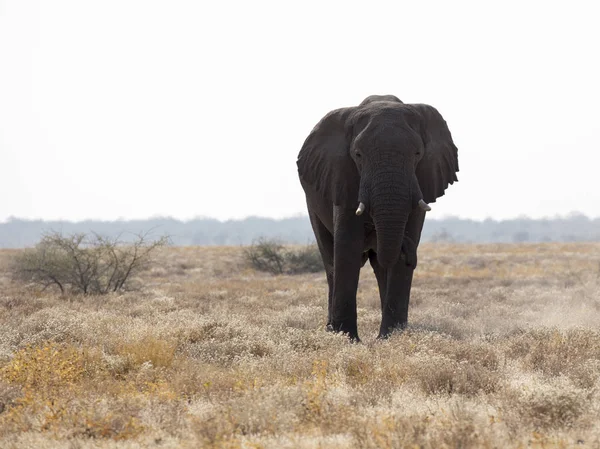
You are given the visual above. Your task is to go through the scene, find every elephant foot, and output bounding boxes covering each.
[377,322,407,340]
[326,322,360,343]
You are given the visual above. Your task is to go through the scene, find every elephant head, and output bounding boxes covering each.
[297,95,458,268]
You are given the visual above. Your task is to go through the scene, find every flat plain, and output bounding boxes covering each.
[1,243,600,448]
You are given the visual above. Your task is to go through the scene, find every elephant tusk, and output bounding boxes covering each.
[418,199,432,212]
[356,202,366,216]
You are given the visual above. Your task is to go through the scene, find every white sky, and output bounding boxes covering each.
[1,0,599,222]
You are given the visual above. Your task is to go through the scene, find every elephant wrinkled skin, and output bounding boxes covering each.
[297,95,459,341]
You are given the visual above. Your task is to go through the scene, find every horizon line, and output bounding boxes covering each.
[1,211,598,225]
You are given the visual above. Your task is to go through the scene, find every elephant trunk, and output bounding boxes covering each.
[369,171,411,269]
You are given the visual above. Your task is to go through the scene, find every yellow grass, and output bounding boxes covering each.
[1,243,600,448]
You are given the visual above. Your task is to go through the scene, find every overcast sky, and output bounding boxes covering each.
[1,0,599,222]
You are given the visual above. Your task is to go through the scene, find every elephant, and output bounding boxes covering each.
[297,95,459,341]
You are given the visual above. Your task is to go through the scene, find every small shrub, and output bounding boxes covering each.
[1,342,85,391]
[244,238,286,274]
[350,411,488,449]
[414,356,499,396]
[69,407,145,441]
[12,230,169,295]
[285,245,324,274]
[526,389,585,429]
[0,381,22,415]
[506,328,600,386]
[303,360,329,421]
[244,238,323,275]
[116,336,177,368]
[344,355,375,386]
[503,384,588,430]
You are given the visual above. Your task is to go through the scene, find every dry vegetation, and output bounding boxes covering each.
[1,243,600,448]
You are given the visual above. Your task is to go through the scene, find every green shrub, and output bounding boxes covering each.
[244,238,287,274]
[245,238,323,275]
[285,244,324,274]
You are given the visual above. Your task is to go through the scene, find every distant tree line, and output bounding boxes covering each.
[1,213,599,248]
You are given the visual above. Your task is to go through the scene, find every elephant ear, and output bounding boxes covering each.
[297,107,359,208]
[411,104,459,204]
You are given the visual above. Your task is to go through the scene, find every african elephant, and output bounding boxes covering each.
[297,95,459,341]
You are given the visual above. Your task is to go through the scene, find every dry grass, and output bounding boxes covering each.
[0,243,600,448]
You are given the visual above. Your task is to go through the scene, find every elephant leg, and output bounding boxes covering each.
[378,261,414,337]
[378,209,426,339]
[307,211,334,328]
[331,206,365,341]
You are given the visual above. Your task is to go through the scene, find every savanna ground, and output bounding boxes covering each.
[1,243,600,448]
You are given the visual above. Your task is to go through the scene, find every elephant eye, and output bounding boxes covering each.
[355,151,362,158]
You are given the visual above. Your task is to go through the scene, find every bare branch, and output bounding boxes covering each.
[11,230,169,295]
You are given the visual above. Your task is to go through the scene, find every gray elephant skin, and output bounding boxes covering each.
[297,95,459,341]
